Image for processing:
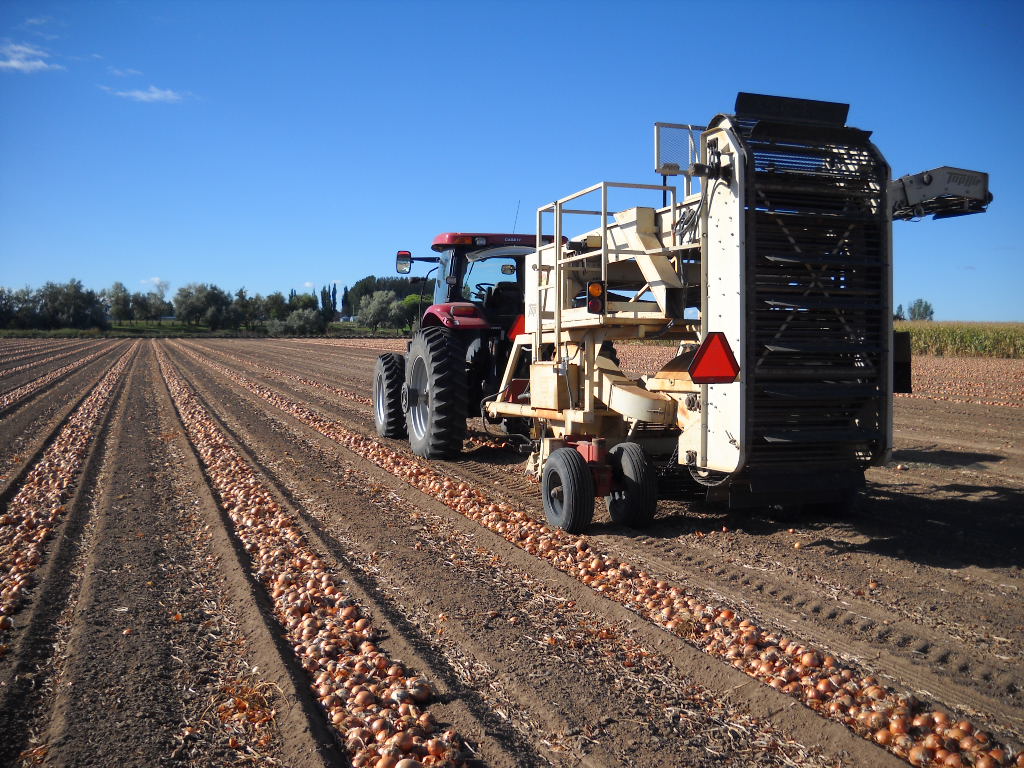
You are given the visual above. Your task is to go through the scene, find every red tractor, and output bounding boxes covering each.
[373,232,551,458]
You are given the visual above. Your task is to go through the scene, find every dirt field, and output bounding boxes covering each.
[1,338,1021,768]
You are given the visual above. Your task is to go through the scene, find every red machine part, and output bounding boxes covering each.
[567,438,613,497]
[421,302,491,330]
[430,232,556,251]
[688,331,740,384]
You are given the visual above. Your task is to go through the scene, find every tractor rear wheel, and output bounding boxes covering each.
[405,327,467,458]
[542,448,595,533]
[606,442,657,527]
[373,352,406,438]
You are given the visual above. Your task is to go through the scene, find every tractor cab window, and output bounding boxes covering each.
[462,255,519,303]
[434,249,457,304]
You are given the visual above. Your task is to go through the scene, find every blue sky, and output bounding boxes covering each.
[1,0,1022,320]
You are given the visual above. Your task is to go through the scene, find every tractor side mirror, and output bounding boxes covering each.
[396,250,413,274]
[501,264,516,275]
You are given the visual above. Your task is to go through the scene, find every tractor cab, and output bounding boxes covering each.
[424,233,549,334]
[397,233,546,334]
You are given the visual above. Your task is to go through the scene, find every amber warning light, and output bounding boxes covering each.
[586,281,606,314]
[688,332,740,384]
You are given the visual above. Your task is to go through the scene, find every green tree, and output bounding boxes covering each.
[284,308,326,335]
[908,298,934,321]
[319,285,335,326]
[233,287,254,329]
[0,288,14,328]
[107,281,133,324]
[395,294,422,329]
[289,292,318,312]
[200,285,236,330]
[36,279,108,330]
[147,292,173,322]
[893,304,905,322]
[174,284,202,324]
[130,292,151,323]
[358,290,398,332]
[10,287,38,329]
[265,292,287,320]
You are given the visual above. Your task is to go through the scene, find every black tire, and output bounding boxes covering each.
[405,327,467,458]
[606,442,657,527]
[542,448,595,533]
[373,352,406,438]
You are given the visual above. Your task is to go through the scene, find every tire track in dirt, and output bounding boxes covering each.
[171,340,1024,767]
[164,341,889,768]
[185,339,1024,729]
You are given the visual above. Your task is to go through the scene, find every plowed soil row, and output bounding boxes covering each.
[188,339,1024,757]
[2,337,1020,767]
[0,343,339,766]
[0,341,131,497]
[161,340,881,767]
[0,340,108,395]
[0,340,80,368]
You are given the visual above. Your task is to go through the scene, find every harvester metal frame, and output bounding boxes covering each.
[481,92,991,532]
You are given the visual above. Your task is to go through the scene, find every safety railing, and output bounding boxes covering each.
[533,181,678,361]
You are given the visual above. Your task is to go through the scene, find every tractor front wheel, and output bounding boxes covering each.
[373,352,407,438]
[542,448,595,533]
[405,327,468,458]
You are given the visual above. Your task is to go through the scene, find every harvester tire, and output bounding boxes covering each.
[373,352,406,438]
[606,442,657,527]
[405,327,467,458]
[542,448,595,533]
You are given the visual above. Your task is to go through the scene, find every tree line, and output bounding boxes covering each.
[0,276,435,333]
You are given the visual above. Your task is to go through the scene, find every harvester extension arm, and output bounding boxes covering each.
[888,166,992,220]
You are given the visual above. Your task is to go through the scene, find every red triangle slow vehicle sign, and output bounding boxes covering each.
[688,332,740,384]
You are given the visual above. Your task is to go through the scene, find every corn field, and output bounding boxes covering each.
[896,321,1024,358]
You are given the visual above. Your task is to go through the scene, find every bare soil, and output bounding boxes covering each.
[1,338,1021,767]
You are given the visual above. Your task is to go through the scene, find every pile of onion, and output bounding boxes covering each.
[160,348,466,768]
[0,346,136,621]
[178,342,1022,768]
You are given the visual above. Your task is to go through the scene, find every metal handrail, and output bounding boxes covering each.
[535,181,678,362]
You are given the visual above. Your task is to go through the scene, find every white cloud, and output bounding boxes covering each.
[303,281,315,289]
[109,66,142,77]
[24,16,53,26]
[102,84,184,103]
[0,42,64,73]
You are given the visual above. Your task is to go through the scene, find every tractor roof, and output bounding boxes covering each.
[431,233,556,252]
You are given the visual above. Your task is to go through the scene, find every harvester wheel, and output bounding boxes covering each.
[373,352,406,438]
[542,448,595,533]
[606,442,657,527]
[405,327,467,458]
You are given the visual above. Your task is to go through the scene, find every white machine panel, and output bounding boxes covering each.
[692,121,747,474]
